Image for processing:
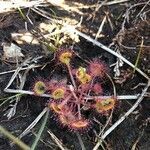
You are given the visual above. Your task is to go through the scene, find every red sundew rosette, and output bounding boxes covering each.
[88,59,107,78]
[94,98,116,114]
[92,83,103,95]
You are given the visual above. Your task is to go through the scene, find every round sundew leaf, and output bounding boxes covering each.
[59,51,73,65]
[69,119,89,130]
[95,98,116,113]
[33,81,46,95]
[52,88,65,100]
[49,102,62,114]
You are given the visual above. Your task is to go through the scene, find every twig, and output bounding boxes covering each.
[6,61,33,119]
[85,94,142,100]
[93,81,150,150]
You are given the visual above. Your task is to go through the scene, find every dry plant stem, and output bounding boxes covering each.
[65,26,149,81]
[48,130,69,150]
[4,64,36,91]
[105,73,116,96]
[6,63,32,119]
[4,56,43,92]
[5,66,23,90]
[98,109,114,137]
[93,81,150,150]
[0,125,30,150]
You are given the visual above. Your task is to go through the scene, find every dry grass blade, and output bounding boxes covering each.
[31,109,49,150]
[0,125,30,150]
[95,16,106,40]
[19,107,48,139]
[133,37,144,73]
[0,65,41,76]
[48,130,69,150]
[104,0,130,5]
[76,132,86,150]
[6,60,32,119]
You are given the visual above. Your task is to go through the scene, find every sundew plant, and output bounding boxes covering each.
[32,48,117,131]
